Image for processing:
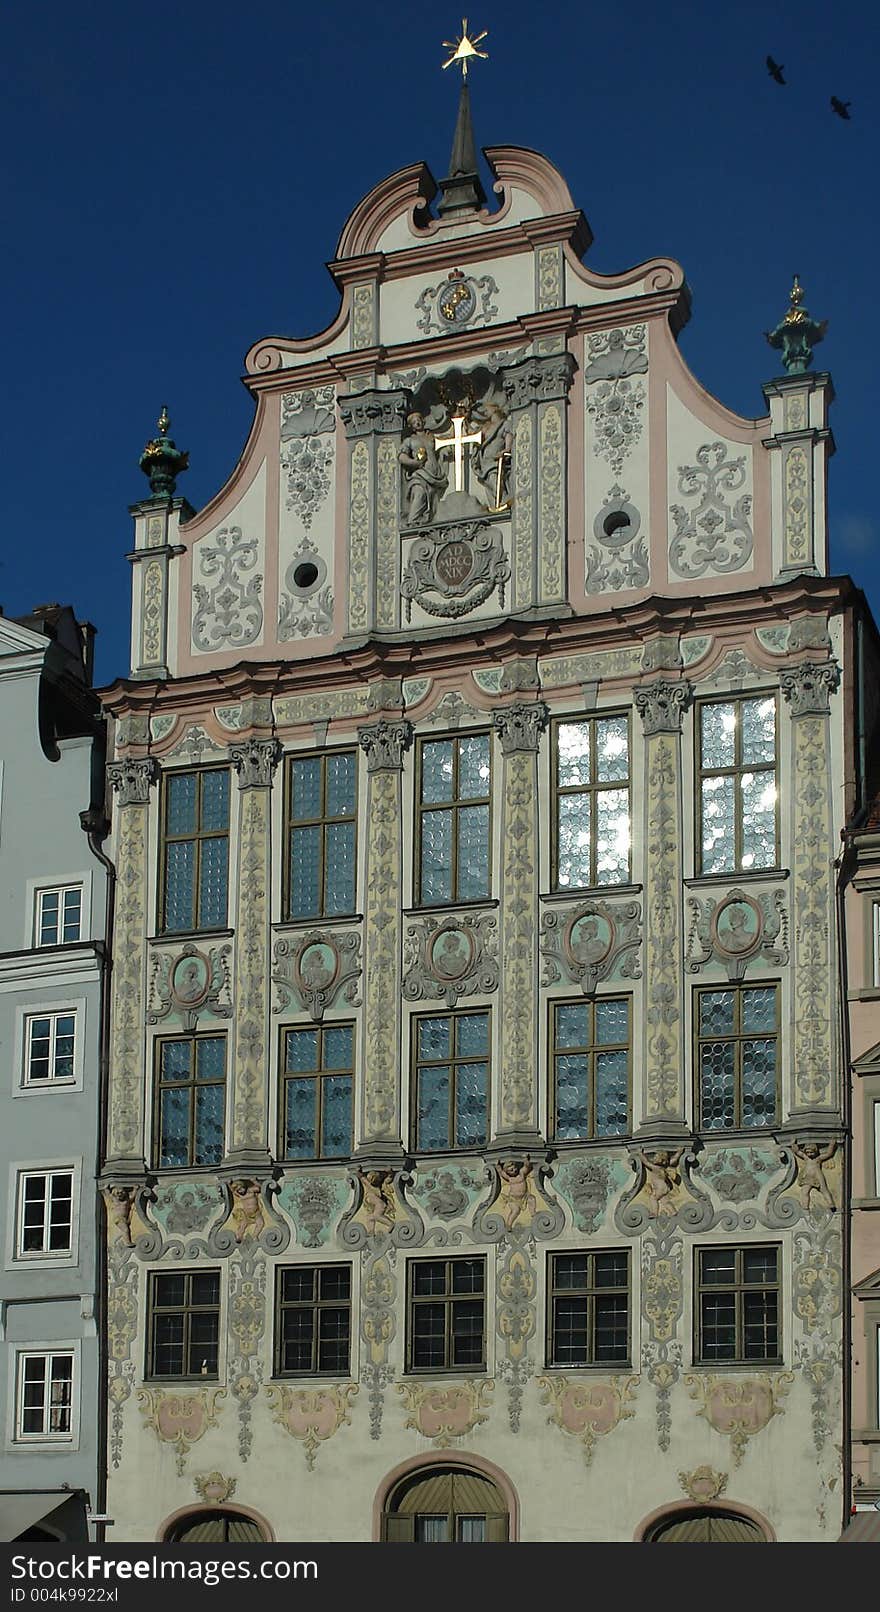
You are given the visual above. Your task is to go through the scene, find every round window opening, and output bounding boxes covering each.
[293,561,320,590]
[603,510,632,539]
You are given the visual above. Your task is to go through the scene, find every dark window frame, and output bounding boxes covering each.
[278,1021,355,1162]
[283,747,358,922]
[694,1244,782,1366]
[694,981,781,1132]
[153,1032,227,1169]
[415,731,492,908]
[159,766,231,935]
[146,1269,221,1380]
[406,1256,487,1374]
[696,694,779,876]
[551,712,632,892]
[410,1007,491,1153]
[549,995,632,1142]
[546,1249,631,1368]
[273,1264,352,1378]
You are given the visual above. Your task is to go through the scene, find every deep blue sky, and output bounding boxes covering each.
[1,1,875,684]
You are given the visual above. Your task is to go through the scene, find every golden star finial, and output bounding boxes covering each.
[442,18,489,79]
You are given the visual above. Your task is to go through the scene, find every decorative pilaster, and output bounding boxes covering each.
[762,369,834,578]
[492,702,548,1146]
[104,758,158,1174]
[502,353,575,610]
[224,739,281,1169]
[634,680,692,1137]
[781,661,840,1116]
[356,719,412,1160]
[339,389,408,636]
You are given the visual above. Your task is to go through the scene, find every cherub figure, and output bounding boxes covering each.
[358,1170,397,1236]
[105,1185,135,1246]
[636,1148,685,1216]
[497,1158,538,1230]
[792,1140,838,1212]
[228,1179,266,1242]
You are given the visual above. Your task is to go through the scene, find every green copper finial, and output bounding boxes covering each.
[765,273,828,374]
[139,406,189,499]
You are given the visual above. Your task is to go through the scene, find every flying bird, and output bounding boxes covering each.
[831,96,852,118]
[766,56,785,84]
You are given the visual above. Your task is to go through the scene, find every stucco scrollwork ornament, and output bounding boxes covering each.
[397,1380,494,1445]
[537,1375,638,1466]
[401,519,509,619]
[281,385,336,439]
[496,1241,537,1432]
[265,1383,358,1470]
[192,525,263,651]
[502,351,576,411]
[148,942,233,1030]
[340,1168,424,1250]
[540,899,642,994]
[166,724,225,764]
[473,1157,564,1241]
[678,1465,728,1504]
[425,691,484,728]
[686,888,789,980]
[683,1373,794,1466]
[226,1241,267,1462]
[360,1249,397,1440]
[403,912,498,1008]
[700,1147,775,1206]
[415,267,499,336]
[669,442,753,579]
[789,1139,841,1214]
[492,700,548,755]
[107,756,158,807]
[780,659,840,717]
[278,538,334,639]
[230,737,281,790]
[409,1165,483,1224]
[193,1472,237,1505]
[152,1183,223,1235]
[280,388,335,528]
[553,1157,620,1234]
[634,677,693,735]
[103,1184,152,1249]
[357,717,413,772]
[272,930,362,1020]
[208,1177,290,1257]
[616,1146,714,1232]
[136,1388,227,1476]
[641,1224,685,1451]
[584,326,648,477]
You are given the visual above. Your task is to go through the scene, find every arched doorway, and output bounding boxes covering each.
[382,1463,510,1541]
[162,1508,270,1543]
[644,1508,768,1542]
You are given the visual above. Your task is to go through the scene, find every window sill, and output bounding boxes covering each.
[149,928,234,944]
[270,1372,353,1384]
[684,869,789,888]
[143,1377,222,1387]
[272,915,362,931]
[404,1367,490,1377]
[689,1359,784,1372]
[404,899,498,917]
[543,1361,632,1373]
[541,884,643,904]
[849,989,880,1003]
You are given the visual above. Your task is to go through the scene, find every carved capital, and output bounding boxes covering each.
[338,388,409,440]
[492,701,548,754]
[229,737,281,789]
[502,351,577,410]
[780,659,840,717]
[357,718,413,772]
[634,678,693,735]
[107,756,159,806]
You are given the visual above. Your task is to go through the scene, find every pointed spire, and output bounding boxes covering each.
[438,20,488,217]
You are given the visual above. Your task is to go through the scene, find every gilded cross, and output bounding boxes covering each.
[434,413,482,492]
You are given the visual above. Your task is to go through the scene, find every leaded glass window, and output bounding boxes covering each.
[696,1245,780,1364]
[417,734,491,905]
[280,1023,353,1160]
[160,769,230,933]
[548,1250,630,1366]
[275,1265,351,1375]
[155,1034,226,1167]
[554,715,630,890]
[286,750,357,920]
[147,1270,220,1378]
[407,1257,486,1372]
[698,697,777,874]
[550,997,630,1140]
[696,984,779,1130]
[413,1010,490,1151]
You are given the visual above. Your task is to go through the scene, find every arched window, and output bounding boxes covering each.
[164,1509,268,1543]
[383,1465,508,1542]
[646,1509,766,1543]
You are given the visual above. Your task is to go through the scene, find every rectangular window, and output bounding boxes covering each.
[548,1250,630,1367]
[412,1010,490,1152]
[696,984,779,1130]
[553,715,631,890]
[873,1100,880,1199]
[550,997,630,1140]
[160,768,230,934]
[872,902,880,989]
[16,1170,74,1257]
[416,734,491,905]
[275,1265,351,1376]
[35,886,82,946]
[285,750,357,921]
[154,1035,226,1168]
[147,1270,221,1379]
[24,1011,76,1085]
[407,1257,486,1372]
[695,1245,781,1364]
[280,1023,353,1161]
[15,1351,74,1439]
[698,696,778,875]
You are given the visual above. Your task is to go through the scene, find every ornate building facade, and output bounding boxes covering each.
[98,80,877,1542]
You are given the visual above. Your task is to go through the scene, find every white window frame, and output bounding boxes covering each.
[873,1099,880,1200]
[8,1343,80,1447]
[34,885,84,947]
[15,999,85,1095]
[25,871,92,950]
[873,901,880,990]
[23,1009,77,1087]
[8,1163,81,1265]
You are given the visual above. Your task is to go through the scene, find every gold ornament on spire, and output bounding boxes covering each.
[785,274,806,326]
[442,18,489,78]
